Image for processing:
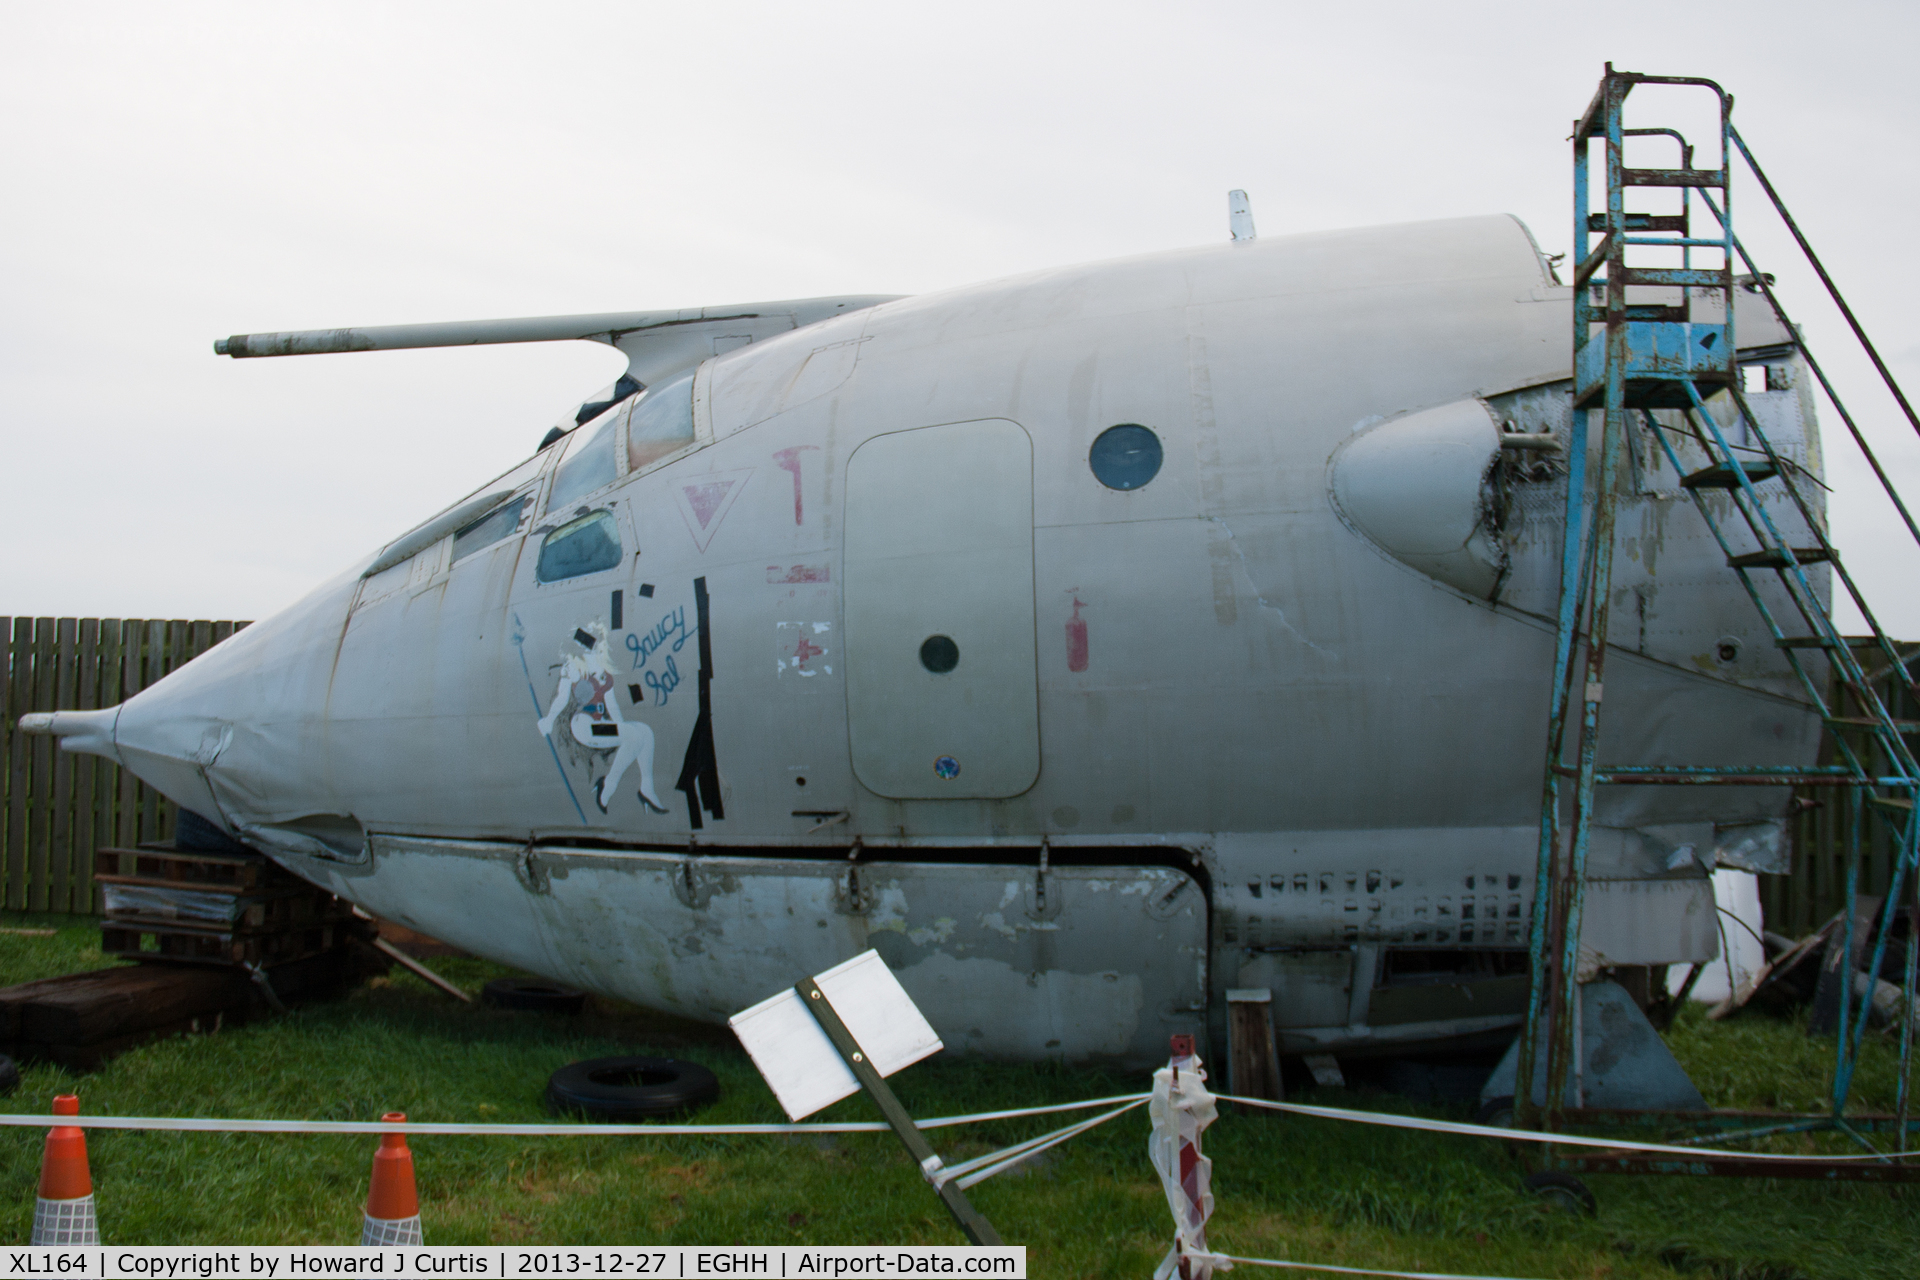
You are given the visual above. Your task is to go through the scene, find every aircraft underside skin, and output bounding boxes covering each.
[33,214,1828,1066]
[280,839,1207,1065]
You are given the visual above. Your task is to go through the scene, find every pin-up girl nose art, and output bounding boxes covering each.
[536,622,670,815]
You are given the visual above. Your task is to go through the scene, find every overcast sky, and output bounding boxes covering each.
[4,1,1917,634]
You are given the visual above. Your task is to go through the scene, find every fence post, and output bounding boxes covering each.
[0,615,249,914]
[27,618,55,911]
[48,619,78,914]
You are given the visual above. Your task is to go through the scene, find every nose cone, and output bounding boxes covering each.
[16,708,119,759]
[110,699,240,829]
[40,570,363,839]
[1331,397,1509,599]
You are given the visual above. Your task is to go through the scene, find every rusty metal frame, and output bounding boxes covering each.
[1519,64,1920,1182]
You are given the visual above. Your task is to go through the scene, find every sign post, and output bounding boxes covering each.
[729,950,1004,1247]
[795,975,1003,1246]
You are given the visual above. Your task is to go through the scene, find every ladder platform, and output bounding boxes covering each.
[1683,461,1779,489]
[1727,547,1833,570]
[1575,322,1735,408]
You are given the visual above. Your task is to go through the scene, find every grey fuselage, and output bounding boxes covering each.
[50,215,1826,1065]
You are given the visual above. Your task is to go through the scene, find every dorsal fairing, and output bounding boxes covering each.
[215,294,903,439]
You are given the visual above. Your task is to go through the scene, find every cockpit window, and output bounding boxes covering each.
[536,509,622,583]
[628,371,696,473]
[451,495,528,562]
[548,404,624,512]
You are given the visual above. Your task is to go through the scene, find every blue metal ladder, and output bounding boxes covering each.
[1520,65,1920,1160]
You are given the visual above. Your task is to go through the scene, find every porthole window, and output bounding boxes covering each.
[536,509,622,583]
[920,635,959,673]
[1089,424,1163,490]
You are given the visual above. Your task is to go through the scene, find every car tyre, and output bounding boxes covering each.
[0,1054,17,1097]
[1473,1095,1516,1129]
[1524,1169,1597,1216]
[1474,1094,1527,1160]
[481,977,587,1014]
[546,1056,720,1121]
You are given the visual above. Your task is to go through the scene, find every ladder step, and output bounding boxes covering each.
[1824,716,1920,733]
[1727,547,1834,570]
[1618,266,1731,289]
[1587,212,1688,233]
[1682,461,1779,489]
[1621,166,1728,189]
[1775,635,1884,650]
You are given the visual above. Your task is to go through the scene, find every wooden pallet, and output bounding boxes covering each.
[93,846,284,892]
[98,916,372,968]
[94,842,358,948]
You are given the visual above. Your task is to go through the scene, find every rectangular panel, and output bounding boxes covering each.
[844,419,1038,798]
[729,950,944,1120]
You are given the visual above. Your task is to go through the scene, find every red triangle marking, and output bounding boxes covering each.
[683,481,735,529]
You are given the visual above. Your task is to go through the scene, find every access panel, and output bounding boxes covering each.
[843,419,1039,799]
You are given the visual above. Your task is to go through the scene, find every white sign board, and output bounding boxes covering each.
[728,950,944,1121]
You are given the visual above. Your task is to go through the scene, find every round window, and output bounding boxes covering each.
[920,635,959,673]
[1089,424,1163,490]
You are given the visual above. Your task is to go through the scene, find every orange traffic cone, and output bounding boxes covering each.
[361,1112,421,1245]
[33,1095,98,1245]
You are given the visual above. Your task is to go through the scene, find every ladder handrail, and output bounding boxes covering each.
[1639,405,1907,783]
[1693,185,1920,554]
[1723,381,1920,707]
[1729,125,1920,447]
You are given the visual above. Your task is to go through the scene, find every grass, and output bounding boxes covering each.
[0,911,1912,1277]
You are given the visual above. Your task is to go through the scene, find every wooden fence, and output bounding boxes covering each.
[1767,647,1920,937]
[1,617,249,914]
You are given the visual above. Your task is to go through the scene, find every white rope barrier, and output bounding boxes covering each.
[1210,1092,1912,1163]
[1189,1251,1552,1280]
[0,1093,1153,1138]
[0,1089,1893,1163]
[938,1098,1151,1190]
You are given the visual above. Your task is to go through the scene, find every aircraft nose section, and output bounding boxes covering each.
[20,681,244,832]
[15,708,120,760]
[16,666,248,829]
[21,570,363,840]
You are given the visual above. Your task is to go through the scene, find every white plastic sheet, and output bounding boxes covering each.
[1149,1052,1224,1280]
[99,883,249,925]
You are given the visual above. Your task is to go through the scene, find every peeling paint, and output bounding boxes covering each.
[867,885,911,933]
[907,916,957,946]
[980,911,1018,941]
